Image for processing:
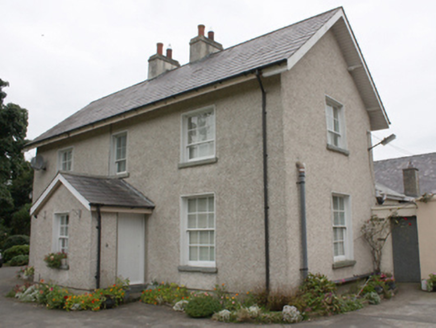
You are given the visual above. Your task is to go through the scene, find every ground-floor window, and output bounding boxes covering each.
[332,194,352,262]
[181,194,215,267]
[54,213,69,253]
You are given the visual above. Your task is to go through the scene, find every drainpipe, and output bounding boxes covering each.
[296,162,308,280]
[96,205,102,289]
[256,70,270,293]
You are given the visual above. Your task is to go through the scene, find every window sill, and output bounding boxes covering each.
[332,260,356,270]
[178,157,218,169]
[48,265,69,270]
[178,265,217,274]
[326,144,349,156]
[111,172,130,179]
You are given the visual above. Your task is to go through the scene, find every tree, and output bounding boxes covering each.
[0,79,32,236]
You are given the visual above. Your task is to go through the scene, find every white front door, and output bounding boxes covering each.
[117,213,145,284]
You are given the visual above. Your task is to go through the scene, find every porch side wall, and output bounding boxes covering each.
[29,185,95,289]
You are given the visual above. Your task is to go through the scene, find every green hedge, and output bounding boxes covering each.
[3,245,29,262]
[9,255,29,266]
[2,235,29,251]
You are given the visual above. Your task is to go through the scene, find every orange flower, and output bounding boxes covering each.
[236,293,239,296]
[40,279,45,283]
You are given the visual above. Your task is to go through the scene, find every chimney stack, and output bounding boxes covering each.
[403,162,420,197]
[189,25,223,63]
[156,42,163,55]
[148,42,180,79]
[208,31,214,41]
[166,46,173,59]
[198,24,205,36]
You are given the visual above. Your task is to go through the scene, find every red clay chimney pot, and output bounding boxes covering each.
[157,43,163,55]
[166,47,172,59]
[198,24,205,36]
[208,31,214,41]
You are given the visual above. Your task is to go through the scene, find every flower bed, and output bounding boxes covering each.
[10,276,130,311]
[139,273,395,324]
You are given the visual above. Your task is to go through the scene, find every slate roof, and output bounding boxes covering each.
[27,8,340,147]
[61,173,155,208]
[374,153,436,195]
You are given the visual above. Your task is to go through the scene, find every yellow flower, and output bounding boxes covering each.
[231,296,235,300]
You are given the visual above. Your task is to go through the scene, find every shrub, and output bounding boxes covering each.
[46,285,70,309]
[3,244,29,262]
[214,284,241,311]
[140,282,189,305]
[365,292,381,305]
[250,287,293,311]
[359,273,395,296]
[426,273,436,291]
[339,295,364,312]
[65,292,103,311]
[290,273,342,317]
[9,255,29,266]
[2,235,29,251]
[185,294,221,318]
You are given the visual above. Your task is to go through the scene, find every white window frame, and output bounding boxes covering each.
[181,106,215,163]
[331,193,353,262]
[325,96,347,150]
[180,193,216,268]
[111,131,128,175]
[58,147,73,171]
[53,213,69,254]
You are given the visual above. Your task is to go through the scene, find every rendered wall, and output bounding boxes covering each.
[29,184,95,290]
[416,199,436,279]
[280,30,377,283]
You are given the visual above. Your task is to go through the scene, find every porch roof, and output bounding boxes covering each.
[31,172,155,215]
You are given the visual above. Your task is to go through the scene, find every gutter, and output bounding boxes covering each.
[255,70,270,293]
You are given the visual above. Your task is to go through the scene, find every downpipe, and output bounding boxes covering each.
[296,162,308,280]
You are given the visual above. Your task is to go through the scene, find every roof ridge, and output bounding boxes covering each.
[375,152,436,163]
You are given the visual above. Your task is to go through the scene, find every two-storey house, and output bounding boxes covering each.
[26,7,390,292]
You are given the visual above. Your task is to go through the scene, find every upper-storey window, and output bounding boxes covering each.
[111,132,127,174]
[181,107,215,162]
[58,148,73,171]
[325,97,347,151]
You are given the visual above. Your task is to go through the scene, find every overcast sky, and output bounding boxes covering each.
[1,0,435,161]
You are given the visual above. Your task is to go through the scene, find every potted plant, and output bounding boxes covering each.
[44,252,68,269]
